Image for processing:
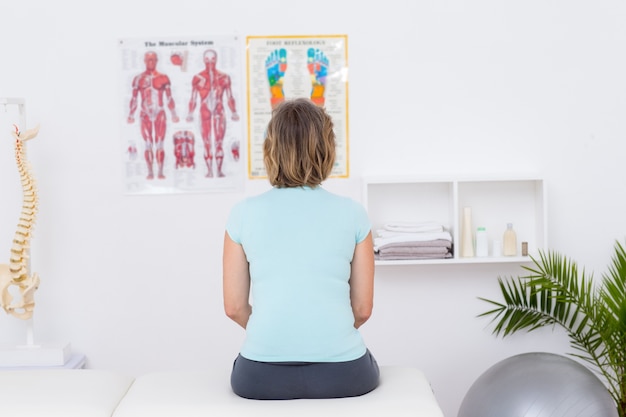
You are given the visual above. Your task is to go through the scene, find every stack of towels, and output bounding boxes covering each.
[374,221,453,260]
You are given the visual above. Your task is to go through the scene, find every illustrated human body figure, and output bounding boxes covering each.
[187,49,239,178]
[173,130,196,169]
[127,51,179,179]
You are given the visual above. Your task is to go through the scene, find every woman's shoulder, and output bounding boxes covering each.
[320,188,365,209]
[229,189,280,218]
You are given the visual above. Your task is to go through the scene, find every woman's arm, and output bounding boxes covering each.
[349,231,375,329]
[223,231,252,329]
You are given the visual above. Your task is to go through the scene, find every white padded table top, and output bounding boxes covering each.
[113,365,444,417]
[0,369,134,417]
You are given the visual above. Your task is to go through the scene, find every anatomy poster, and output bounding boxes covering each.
[119,35,244,194]
[246,35,349,179]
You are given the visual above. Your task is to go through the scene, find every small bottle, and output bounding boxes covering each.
[522,241,528,256]
[475,227,488,257]
[503,223,517,256]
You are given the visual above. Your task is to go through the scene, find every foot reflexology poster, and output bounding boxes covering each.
[119,35,244,195]
[246,35,349,179]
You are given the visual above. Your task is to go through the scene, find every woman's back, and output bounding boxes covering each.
[226,186,370,362]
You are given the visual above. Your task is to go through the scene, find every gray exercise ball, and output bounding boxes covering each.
[457,352,617,417]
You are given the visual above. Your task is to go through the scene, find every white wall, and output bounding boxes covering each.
[1,1,625,416]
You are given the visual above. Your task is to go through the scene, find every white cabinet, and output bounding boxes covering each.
[363,176,547,266]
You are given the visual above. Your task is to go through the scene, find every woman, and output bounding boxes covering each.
[223,98,379,399]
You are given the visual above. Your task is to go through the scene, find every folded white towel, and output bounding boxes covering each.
[377,229,450,239]
[383,221,445,234]
[374,231,453,251]
[377,252,453,260]
[379,246,450,256]
[377,239,452,250]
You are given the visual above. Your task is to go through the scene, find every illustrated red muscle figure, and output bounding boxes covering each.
[128,51,179,179]
[186,49,239,178]
[173,130,196,169]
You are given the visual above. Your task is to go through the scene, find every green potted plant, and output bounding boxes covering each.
[479,240,626,417]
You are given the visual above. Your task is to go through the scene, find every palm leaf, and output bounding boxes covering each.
[479,241,626,416]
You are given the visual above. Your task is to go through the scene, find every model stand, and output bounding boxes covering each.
[0,98,70,366]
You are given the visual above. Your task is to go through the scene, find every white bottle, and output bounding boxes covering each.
[503,223,517,256]
[475,227,488,257]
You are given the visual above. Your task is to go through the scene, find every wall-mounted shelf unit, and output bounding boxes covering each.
[363,175,547,266]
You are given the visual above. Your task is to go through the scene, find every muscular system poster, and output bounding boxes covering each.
[119,35,244,194]
[246,35,349,179]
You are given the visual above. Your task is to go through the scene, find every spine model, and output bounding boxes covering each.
[0,125,41,320]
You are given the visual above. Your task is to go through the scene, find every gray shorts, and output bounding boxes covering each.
[230,349,380,400]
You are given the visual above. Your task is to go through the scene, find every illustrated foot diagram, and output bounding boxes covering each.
[266,48,287,109]
[307,48,328,106]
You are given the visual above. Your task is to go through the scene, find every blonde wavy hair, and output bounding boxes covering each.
[263,98,336,188]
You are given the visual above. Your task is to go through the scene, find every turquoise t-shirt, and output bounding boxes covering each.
[226,186,371,362]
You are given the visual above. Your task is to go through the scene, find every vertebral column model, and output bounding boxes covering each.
[127,51,179,180]
[0,125,41,320]
[186,49,239,178]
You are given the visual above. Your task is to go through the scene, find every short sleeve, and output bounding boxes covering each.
[353,201,371,244]
[225,200,246,244]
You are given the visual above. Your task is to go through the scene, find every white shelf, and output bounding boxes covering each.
[363,175,547,266]
[374,256,536,266]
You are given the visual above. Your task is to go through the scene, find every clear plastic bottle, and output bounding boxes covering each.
[475,227,488,257]
[503,223,517,256]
